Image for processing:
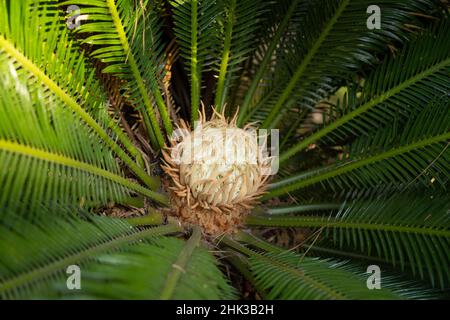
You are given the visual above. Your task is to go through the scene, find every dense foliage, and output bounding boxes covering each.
[0,0,449,299]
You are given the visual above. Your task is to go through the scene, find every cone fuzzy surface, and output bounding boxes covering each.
[162,109,270,235]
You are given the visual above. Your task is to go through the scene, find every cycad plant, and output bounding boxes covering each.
[0,0,449,300]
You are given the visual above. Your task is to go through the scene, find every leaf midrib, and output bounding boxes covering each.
[268,130,450,197]
[159,226,202,299]
[190,0,199,125]
[246,215,450,237]
[0,139,168,205]
[214,0,236,110]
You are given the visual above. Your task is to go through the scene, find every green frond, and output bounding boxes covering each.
[239,0,445,128]
[222,237,435,299]
[247,192,450,289]
[213,0,266,111]
[62,0,172,147]
[260,0,350,129]
[171,0,222,124]
[0,63,167,217]
[250,253,436,300]
[236,0,301,125]
[0,211,181,299]
[268,97,450,198]
[280,19,450,162]
[65,234,236,299]
[0,0,157,189]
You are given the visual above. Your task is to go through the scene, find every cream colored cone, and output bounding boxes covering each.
[162,107,271,234]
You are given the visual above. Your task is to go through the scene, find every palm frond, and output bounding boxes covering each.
[236,0,302,125]
[0,211,180,299]
[259,0,349,128]
[213,0,266,111]
[222,237,435,299]
[250,253,435,300]
[0,0,156,188]
[60,233,236,299]
[268,96,450,198]
[247,191,450,289]
[171,0,222,124]
[240,0,446,129]
[0,62,167,217]
[280,19,450,163]
[62,0,172,147]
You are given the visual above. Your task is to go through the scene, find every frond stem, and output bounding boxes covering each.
[159,225,202,299]
[214,0,236,111]
[268,131,450,198]
[106,0,168,147]
[245,215,450,237]
[190,0,200,125]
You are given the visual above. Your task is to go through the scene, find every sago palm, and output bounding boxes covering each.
[0,0,449,300]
